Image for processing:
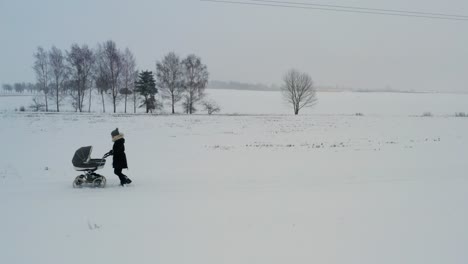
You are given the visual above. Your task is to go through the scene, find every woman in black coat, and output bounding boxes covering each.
[107,128,132,186]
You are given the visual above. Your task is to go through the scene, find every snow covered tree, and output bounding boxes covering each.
[181,54,209,114]
[33,46,50,111]
[281,69,317,115]
[135,70,157,113]
[156,52,184,114]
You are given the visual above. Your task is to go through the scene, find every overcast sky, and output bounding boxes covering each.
[1,0,468,91]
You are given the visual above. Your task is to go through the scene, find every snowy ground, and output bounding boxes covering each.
[1,90,468,264]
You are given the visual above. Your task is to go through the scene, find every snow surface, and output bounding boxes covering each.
[1,90,468,264]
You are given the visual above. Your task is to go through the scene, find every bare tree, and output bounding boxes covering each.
[48,46,68,112]
[202,99,221,115]
[13,83,25,93]
[67,44,95,112]
[95,53,111,113]
[121,48,136,113]
[156,52,184,114]
[29,95,46,112]
[181,54,209,114]
[2,84,13,93]
[97,40,122,113]
[281,69,317,115]
[33,46,50,111]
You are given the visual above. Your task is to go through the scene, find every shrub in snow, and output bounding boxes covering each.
[19,106,25,112]
[202,100,221,115]
[422,112,433,117]
[355,113,364,116]
[455,112,467,117]
[29,96,45,112]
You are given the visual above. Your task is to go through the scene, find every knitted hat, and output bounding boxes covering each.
[111,128,120,137]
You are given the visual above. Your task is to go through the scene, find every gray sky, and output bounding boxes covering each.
[1,0,468,91]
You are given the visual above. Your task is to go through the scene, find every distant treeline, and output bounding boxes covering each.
[2,83,39,94]
[208,80,280,91]
[3,40,219,114]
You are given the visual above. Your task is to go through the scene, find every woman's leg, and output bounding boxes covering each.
[114,168,131,185]
[114,168,126,185]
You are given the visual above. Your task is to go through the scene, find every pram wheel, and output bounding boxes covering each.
[73,175,85,188]
[93,176,106,188]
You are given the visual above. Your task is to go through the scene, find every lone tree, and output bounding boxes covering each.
[281,69,317,115]
[135,70,157,113]
[156,52,184,114]
[181,54,209,114]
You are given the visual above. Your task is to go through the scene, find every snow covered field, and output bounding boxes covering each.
[1,90,468,264]
[3,89,468,116]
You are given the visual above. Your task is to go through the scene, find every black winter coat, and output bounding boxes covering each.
[112,138,128,169]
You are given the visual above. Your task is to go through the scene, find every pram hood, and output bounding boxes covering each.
[72,146,93,167]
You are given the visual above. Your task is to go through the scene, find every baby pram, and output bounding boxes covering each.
[72,146,109,188]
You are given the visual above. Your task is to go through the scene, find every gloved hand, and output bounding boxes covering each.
[103,150,113,158]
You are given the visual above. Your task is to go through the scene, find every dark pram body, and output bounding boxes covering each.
[72,146,107,188]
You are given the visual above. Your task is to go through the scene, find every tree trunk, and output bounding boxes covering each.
[79,87,84,112]
[113,94,116,113]
[77,89,81,112]
[44,91,48,112]
[144,95,148,113]
[101,91,106,113]
[56,90,59,112]
[133,91,136,113]
[189,92,193,114]
[124,93,127,113]
[88,88,92,112]
[56,82,60,112]
[171,93,175,114]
